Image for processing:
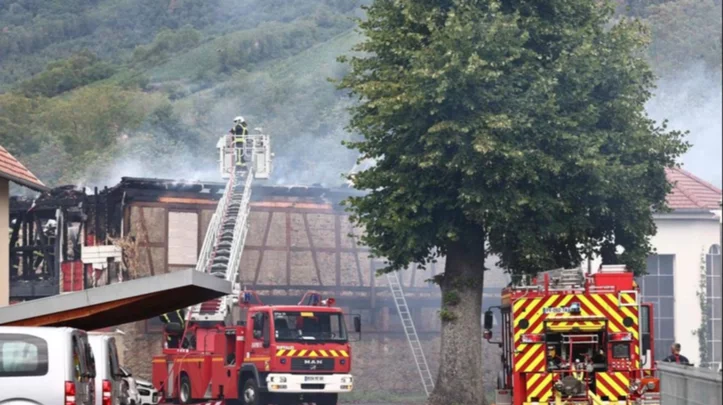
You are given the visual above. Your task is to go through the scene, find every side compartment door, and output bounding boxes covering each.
[249,311,272,371]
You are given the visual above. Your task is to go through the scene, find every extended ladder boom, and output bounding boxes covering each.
[187,133,271,324]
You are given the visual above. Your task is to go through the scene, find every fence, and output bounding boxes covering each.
[658,362,722,405]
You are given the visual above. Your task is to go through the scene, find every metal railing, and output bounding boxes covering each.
[658,362,722,405]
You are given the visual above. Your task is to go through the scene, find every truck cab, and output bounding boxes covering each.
[152,291,360,405]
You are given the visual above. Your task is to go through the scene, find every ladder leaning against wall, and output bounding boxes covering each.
[386,271,436,396]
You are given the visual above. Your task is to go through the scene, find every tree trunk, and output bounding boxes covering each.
[428,241,486,405]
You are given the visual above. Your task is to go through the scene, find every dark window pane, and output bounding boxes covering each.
[659,255,674,275]
[660,298,675,318]
[708,320,714,339]
[708,279,714,297]
[646,255,658,275]
[715,321,722,343]
[715,298,723,320]
[660,277,674,297]
[714,256,722,276]
[644,277,660,296]
[660,319,675,339]
[714,282,722,298]
[652,301,661,318]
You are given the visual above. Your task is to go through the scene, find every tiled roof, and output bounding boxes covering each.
[0,145,47,191]
[665,167,721,210]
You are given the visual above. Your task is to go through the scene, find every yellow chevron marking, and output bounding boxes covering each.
[319,350,329,357]
[515,296,559,342]
[600,294,626,327]
[276,349,286,356]
[525,349,546,373]
[298,350,308,357]
[597,377,618,400]
[329,350,339,357]
[530,295,574,335]
[287,350,296,357]
[620,293,636,305]
[515,343,542,372]
[525,374,542,401]
[308,351,318,357]
[530,374,553,400]
[599,373,627,398]
[514,297,532,313]
[340,350,349,357]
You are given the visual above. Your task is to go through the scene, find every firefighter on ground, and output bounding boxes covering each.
[663,343,690,365]
[229,116,248,167]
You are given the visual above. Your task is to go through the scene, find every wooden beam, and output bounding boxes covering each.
[302,213,324,286]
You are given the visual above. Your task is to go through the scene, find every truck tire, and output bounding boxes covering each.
[242,378,268,405]
[179,374,192,404]
[315,393,338,405]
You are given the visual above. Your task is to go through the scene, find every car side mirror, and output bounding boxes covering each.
[354,316,361,333]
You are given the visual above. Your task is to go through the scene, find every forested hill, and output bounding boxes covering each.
[1,0,721,190]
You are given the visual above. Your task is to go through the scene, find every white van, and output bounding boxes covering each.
[0,326,95,405]
[88,334,125,405]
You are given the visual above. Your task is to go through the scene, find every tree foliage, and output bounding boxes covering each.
[339,1,688,402]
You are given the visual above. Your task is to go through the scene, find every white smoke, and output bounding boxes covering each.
[646,63,722,187]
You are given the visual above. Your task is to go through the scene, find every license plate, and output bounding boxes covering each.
[304,376,324,382]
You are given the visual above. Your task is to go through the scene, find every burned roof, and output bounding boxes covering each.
[10,185,87,213]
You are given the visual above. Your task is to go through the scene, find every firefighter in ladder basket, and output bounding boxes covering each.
[229,116,248,167]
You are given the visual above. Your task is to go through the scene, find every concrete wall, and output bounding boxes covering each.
[590,211,721,366]
[0,178,8,307]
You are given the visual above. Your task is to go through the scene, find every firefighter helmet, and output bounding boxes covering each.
[234,116,245,124]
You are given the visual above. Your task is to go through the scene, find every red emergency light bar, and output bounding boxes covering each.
[609,332,632,341]
[522,333,544,343]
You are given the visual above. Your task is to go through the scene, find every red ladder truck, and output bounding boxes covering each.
[153,290,360,405]
[483,265,661,405]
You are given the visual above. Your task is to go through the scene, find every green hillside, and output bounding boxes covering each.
[1,0,720,190]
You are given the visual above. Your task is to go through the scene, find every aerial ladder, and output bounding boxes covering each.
[184,130,272,325]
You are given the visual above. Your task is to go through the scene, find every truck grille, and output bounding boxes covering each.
[291,358,334,371]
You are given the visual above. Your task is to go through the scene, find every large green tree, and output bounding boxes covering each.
[338,1,688,403]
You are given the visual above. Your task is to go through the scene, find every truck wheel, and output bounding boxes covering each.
[179,374,192,404]
[242,379,268,405]
[315,393,338,405]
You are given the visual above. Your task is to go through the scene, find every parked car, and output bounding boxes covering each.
[0,326,96,405]
[119,366,142,405]
[134,377,160,405]
[88,334,125,405]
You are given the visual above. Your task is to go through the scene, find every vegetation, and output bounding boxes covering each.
[338,0,689,403]
[0,0,718,192]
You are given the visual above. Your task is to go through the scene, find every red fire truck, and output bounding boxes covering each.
[483,265,661,405]
[152,291,361,405]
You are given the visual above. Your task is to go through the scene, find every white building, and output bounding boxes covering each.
[590,167,721,368]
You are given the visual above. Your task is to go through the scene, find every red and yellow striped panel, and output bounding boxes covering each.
[275,349,349,357]
[512,292,641,371]
[525,373,553,402]
[596,371,630,400]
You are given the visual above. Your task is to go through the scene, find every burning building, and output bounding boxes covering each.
[9,177,508,394]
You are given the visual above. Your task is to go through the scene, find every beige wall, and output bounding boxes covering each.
[0,178,8,307]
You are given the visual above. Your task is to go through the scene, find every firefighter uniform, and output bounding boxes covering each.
[159,309,185,348]
[230,121,248,167]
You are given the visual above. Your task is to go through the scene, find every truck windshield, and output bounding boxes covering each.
[273,311,348,342]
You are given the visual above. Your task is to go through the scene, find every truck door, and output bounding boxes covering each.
[249,311,272,369]
[640,303,653,369]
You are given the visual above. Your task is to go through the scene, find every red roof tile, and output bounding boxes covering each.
[665,167,721,210]
[0,145,47,191]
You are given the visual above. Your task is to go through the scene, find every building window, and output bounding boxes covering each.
[638,254,675,362]
[707,245,721,369]
[168,211,199,266]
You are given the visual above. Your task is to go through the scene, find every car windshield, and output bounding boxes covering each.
[273,311,348,342]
